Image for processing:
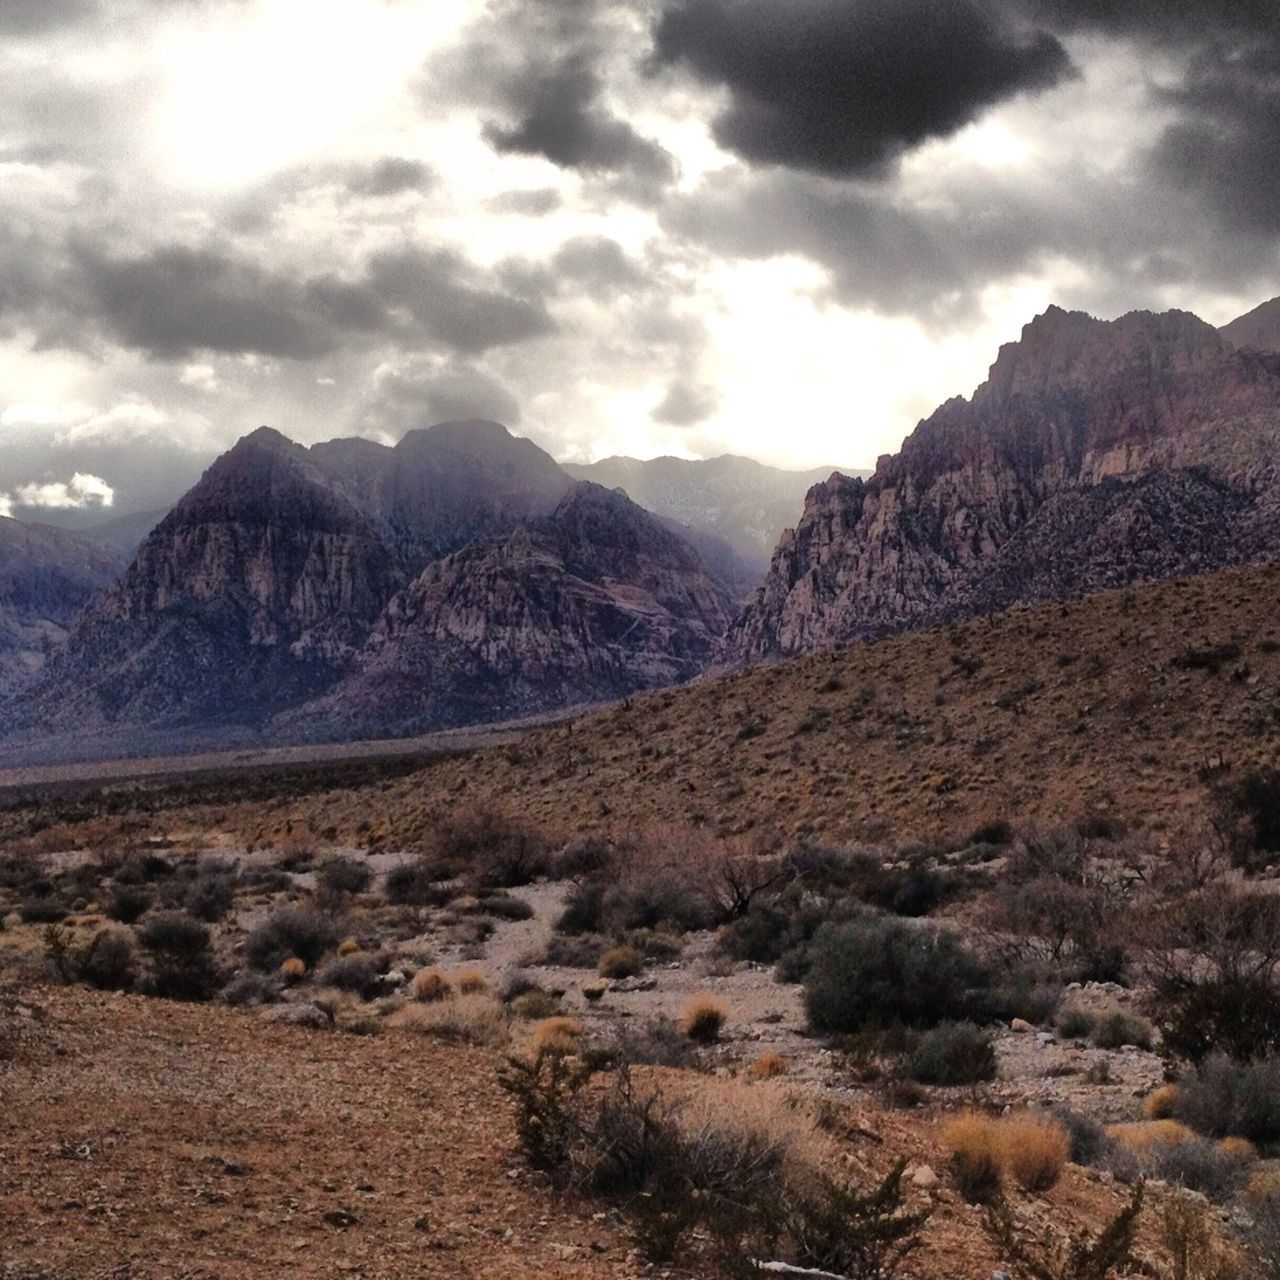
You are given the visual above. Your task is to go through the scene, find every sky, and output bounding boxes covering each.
[2,0,1279,521]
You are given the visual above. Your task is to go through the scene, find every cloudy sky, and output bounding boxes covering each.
[2,0,1278,520]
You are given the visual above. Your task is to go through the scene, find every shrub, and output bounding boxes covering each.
[748,1052,789,1080]
[317,857,372,897]
[455,969,488,994]
[392,994,509,1046]
[221,970,279,1007]
[1056,1004,1094,1039]
[1146,1085,1180,1121]
[315,954,381,998]
[498,1043,598,1171]
[905,1022,996,1086]
[279,956,306,981]
[73,929,137,991]
[537,933,606,968]
[106,884,152,925]
[1156,975,1280,1064]
[180,871,236,922]
[970,819,1015,847]
[556,881,605,935]
[553,834,613,880]
[609,1016,700,1068]
[682,995,728,1044]
[410,966,452,1002]
[942,1113,1003,1203]
[470,892,533,921]
[804,917,996,1034]
[245,907,339,971]
[511,989,561,1020]
[20,896,67,924]
[531,1016,583,1056]
[137,911,219,1001]
[598,945,644,980]
[1172,1054,1280,1149]
[1213,766,1280,870]
[1146,1133,1252,1202]
[384,859,450,906]
[999,1115,1069,1193]
[1090,1008,1154,1051]
[430,807,550,889]
[1051,1106,1113,1167]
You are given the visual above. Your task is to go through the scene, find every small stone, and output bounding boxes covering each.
[260,1003,331,1029]
[911,1165,939,1190]
[1010,1018,1034,1033]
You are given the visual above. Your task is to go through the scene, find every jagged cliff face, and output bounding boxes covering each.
[726,306,1280,662]
[0,519,127,700]
[278,483,735,741]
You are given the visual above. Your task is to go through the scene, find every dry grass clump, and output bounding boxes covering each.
[531,1016,583,1056]
[941,1112,1003,1203]
[338,938,361,956]
[511,989,561,1020]
[597,945,644,980]
[279,956,306,981]
[941,1111,1069,1200]
[682,994,729,1044]
[998,1114,1069,1192]
[1218,1136,1258,1161]
[390,994,509,1047]
[410,966,453,1002]
[747,1051,790,1080]
[456,969,488,994]
[1107,1119,1195,1155]
[1146,1084,1180,1120]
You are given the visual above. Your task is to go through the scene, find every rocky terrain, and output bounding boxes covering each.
[0,423,733,757]
[726,306,1280,662]
[0,518,127,702]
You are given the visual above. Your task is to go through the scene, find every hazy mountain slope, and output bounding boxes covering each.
[1221,294,1280,354]
[726,306,1280,662]
[278,483,736,741]
[0,518,127,700]
[564,453,853,565]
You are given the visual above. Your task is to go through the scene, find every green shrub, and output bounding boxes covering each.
[74,929,137,991]
[1055,1004,1094,1039]
[317,857,373,896]
[1156,975,1280,1063]
[1173,1054,1280,1148]
[315,954,381,998]
[803,918,997,1034]
[106,883,153,924]
[1144,1133,1252,1203]
[556,881,605,935]
[1090,1009,1154,1051]
[137,911,220,1001]
[598,945,644,980]
[384,859,451,906]
[245,906,339,971]
[905,1022,996,1085]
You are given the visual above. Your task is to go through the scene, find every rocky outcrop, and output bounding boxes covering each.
[278,483,735,741]
[564,453,855,567]
[726,305,1280,661]
[1221,295,1280,355]
[0,518,127,700]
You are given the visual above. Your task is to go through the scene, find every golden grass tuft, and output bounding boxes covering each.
[530,1016,583,1056]
[1219,1136,1258,1161]
[338,938,361,956]
[390,994,509,1047]
[998,1114,1069,1192]
[940,1112,1003,1203]
[455,969,488,995]
[279,956,306,980]
[410,966,453,1003]
[682,994,729,1044]
[747,1051,790,1080]
[1106,1119,1194,1154]
[1144,1084,1180,1120]
[511,989,560,1020]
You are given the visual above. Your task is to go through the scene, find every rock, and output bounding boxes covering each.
[610,976,658,993]
[260,1003,332,1029]
[1010,1018,1034,1033]
[911,1165,939,1190]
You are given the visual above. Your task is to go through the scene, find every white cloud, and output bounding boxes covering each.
[179,363,219,392]
[13,472,115,511]
[0,494,12,519]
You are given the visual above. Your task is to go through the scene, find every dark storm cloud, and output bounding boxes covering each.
[653,377,717,426]
[483,51,675,182]
[363,359,522,434]
[347,156,436,198]
[651,0,1073,177]
[550,236,649,299]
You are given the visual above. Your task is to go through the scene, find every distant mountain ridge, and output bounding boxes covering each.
[0,421,735,756]
[725,304,1280,662]
[564,453,858,566]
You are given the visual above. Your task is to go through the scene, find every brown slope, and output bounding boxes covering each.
[105,555,1280,856]
[725,306,1280,663]
[1221,294,1280,354]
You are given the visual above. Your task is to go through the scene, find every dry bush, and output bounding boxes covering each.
[410,966,452,1002]
[598,944,644,980]
[999,1114,1069,1193]
[531,1016,583,1057]
[1107,1120,1195,1156]
[942,1113,1003,1203]
[1146,1085,1180,1120]
[426,805,550,889]
[747,1051,790,1080]
[511,989,561,1020]
[455,969,487,994]
[391,994,509,1046]
[338,937,360,956]
[279,956,306,981]
[682,994,728,1044]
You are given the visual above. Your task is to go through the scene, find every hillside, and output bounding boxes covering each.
[726,306,1280,663]
[23,554,1269,854]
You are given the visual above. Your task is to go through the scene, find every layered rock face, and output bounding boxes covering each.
[0,519,127,700]
[1,421,732,753]
[280,483,735,740]
[726,306,1280,661]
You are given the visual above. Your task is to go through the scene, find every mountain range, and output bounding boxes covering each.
[4,295,1280,763]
